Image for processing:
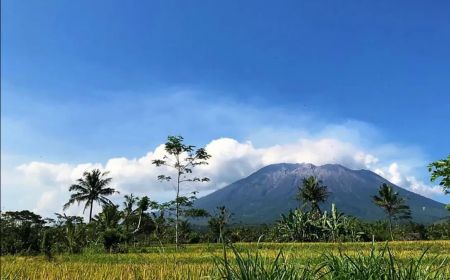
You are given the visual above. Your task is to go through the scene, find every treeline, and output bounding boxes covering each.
[1,137,449,256]
[1,204,450,256]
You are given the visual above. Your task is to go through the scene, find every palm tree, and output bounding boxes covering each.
[63,169,117,223]
[297,176,329,214]
[122,194,138,232]
[95,204,122,230]
[132,196,151,234]
[372,183,411,240]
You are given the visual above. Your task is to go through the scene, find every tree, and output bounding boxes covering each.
[122,194,138,232]
[95,204,122,230]
[152,135,211,249]
[54,213,86,253]
[372,183,411,240]
[276,208,318,242]
[0,210,46,254]
[41,229,53,260]
[428,155,450,211]
[208,206,232,243]
[297,176,329,214]
[321,203,346,242]
[63,169,118,223]
[132,196,158,235]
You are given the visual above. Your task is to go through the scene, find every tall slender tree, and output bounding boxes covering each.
[63,169,117,223]
[372,183,411,240]
[152,135,211,249]
[297,176,329,214]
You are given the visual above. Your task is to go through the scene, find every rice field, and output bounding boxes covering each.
[1,241,449,279]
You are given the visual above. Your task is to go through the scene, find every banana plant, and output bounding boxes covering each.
[320,203,345,242]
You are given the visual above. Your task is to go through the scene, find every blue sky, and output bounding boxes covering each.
[2,1,450,214]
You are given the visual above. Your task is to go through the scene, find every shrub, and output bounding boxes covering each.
[102,229,123,252]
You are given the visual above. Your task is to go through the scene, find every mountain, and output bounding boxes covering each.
[195,163,448,224]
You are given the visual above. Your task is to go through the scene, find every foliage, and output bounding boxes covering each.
[102,228,123,252]
[152,135,211,249]
[372,183,412,240]
[276,204,364,242]
[63,169,117,222]
[41,229,53,261]
[122,194,138,232]
[53,214,86,253]
[321,244,449,280]
[297,176,330,214]
[229,225,272,243]
[0,210,46,254]
[94,204,121,230]
[214,244,314,280]
[428,155,450,195]
[428,155,450,212]
[277,208,320,242]
[208,206,232,243]
[214,243,450,280]
[131,196,158,236]
[425,221,450,240]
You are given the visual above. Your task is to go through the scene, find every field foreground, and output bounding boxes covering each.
[2,241,450,280]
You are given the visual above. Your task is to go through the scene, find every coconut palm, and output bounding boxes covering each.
[63,169,117,223]
[95,204,122,230]
[122,194,138,232]
[132,196,152,234]
[297,176,329,214]
[372,183,411,240]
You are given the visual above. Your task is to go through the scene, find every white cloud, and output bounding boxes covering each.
[6,132,445,218]
[388,163,402,185]
[34,191,58,214]
[372,162,444,198]
[406,176,444,198]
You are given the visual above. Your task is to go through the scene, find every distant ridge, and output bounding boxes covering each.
[195,163,448,224]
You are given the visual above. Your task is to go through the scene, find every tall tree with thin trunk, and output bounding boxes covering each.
[372,183,411,240]
[152,135,211,249]
[297,176,329,214]
[63,169,117,223]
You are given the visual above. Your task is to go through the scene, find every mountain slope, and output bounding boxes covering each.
[195,163,448,224]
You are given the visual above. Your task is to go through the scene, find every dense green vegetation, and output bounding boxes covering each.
[429,155,450,211]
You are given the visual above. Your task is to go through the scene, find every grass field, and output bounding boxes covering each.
[2,241,449,279]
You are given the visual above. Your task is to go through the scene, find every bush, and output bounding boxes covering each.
[102,229,123,252]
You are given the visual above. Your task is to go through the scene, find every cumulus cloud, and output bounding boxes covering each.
[405,176,444,198]
[6,134,444,218]
[373,162,443,198]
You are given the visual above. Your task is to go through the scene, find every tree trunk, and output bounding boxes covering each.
[175,171,180,250]
[388,215,394,241]
[133,210,143,234]
[89,201,93,223]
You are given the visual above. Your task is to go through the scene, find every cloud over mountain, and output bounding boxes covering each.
[8,133,443,218]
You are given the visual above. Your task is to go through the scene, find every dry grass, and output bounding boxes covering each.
[1,241,449,279]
